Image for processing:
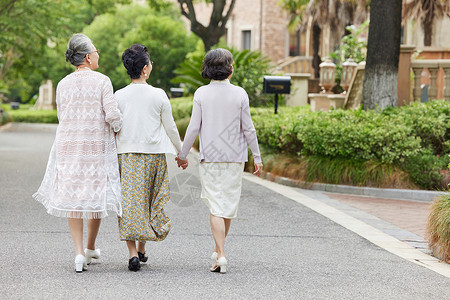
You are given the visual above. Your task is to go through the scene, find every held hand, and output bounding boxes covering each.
[253,162,263,176]
[175,154,189,170]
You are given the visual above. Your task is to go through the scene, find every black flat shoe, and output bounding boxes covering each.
[128,256,140,272]
[138,251,148,263]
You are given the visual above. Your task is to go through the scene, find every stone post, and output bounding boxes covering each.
[284,73,311,107]
[397,45,415,106]
[34,80,56,110]
[440,61,450,100]
[411,66,422,101]
[429,66,439,100]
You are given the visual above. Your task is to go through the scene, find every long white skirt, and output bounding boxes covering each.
[198,162,245,219]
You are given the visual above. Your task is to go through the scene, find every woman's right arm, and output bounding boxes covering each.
[178,96,202,161]
[161,92,182,153]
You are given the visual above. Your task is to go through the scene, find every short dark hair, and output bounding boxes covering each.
[201,48,233,80]
[122,44,150,79]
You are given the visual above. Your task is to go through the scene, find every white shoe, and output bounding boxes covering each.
[211,252,218,265]
[75,254,87,273]
[210,256,227,274]
[85,248,100,265]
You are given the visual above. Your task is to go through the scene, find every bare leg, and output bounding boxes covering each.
[137,241,146,254]
[86,219,101,250]
[214,218,232,253]
[126,240,138,259]
[68,218,84,255]
[210,214,226,259]
[224,218,231,237]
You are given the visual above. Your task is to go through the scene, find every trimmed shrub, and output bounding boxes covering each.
[252,107,422,164]
[171,97,193,121]
[1,110,11,125]
[168,96,450,190]
[8,109,58,124]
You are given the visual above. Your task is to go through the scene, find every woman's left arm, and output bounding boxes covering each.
[161,92,182,153]
[102,77,122,132]
[241,92,262,164]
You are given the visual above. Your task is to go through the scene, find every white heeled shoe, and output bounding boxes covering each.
[75,254,87,273]
[210,256,227,274]
[211,252,218,264]
[85,248,100,265]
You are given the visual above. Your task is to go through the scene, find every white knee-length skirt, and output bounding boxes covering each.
[198,162,245,219]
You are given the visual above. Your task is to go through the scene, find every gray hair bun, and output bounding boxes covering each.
[65,33,93,66]
[65,48,74,62]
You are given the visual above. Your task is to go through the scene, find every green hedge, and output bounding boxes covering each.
[1,103,58,124]
[8,109,58,124]
[1,110,10,125]
[252,101,450,189]
[172,99,450,190]
[170,97,193,120]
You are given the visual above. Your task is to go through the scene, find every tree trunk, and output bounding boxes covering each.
[178,0,236,52]
[312,22,321,79]
[362,0,402,110]
[423,16,433,46]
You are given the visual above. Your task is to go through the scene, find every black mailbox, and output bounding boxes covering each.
[263,76,291,114]
[170,87,184,98]
[263,76,291,94]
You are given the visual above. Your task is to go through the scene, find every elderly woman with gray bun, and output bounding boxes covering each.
[176,48,263,274]
[33,33,123,273]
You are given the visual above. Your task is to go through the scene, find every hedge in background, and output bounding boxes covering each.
[6,109,58,124]
[1,110,10,125]
[173,99,450,190]
[170,97,193,121]
[252,106,424,164]
[252,101,450,189]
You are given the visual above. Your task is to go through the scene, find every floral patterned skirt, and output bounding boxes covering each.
[118,153,171,242]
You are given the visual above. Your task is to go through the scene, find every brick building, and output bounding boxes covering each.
[171,1,450,72]
[172,0,294,64]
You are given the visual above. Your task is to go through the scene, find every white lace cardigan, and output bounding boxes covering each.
[33,70,123,219]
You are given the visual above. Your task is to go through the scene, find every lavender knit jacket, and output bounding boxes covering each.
[179,79,262,164]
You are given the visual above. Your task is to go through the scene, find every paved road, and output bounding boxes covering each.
[1,123,449,299]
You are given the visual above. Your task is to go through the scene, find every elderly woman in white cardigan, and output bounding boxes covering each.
[115,44,182,272]
[176,48,263,274]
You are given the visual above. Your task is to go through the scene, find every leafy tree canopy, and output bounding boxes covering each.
[1,0,130,101]
[2,1,194,101]
[84,3,198,91]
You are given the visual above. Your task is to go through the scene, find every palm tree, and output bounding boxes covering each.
[279,0,369,77]
[403,0,450,46]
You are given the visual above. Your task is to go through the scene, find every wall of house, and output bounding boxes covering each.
[405,18,450,50]
[260,0,289,63]
[226,0,262,52]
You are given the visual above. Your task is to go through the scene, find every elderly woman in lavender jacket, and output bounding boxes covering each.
[176,48,263,274]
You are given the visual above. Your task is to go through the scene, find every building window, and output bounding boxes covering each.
[400,26,405,44]
[289,30,300,56]
[242,30,251,50]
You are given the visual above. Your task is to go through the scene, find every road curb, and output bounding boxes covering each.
[260,172,449,203]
